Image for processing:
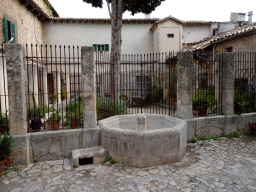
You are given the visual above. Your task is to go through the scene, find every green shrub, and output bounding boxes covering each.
[193,90,216,110]
[96,95,127,121]
[49,93,58,104]
[234,89,255,115]
[151,88,163,103]
[0,113,9,133]
[49,111,61,122]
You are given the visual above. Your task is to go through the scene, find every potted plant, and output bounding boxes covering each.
[250,123,256,136]
[0,132,23,173]
[193,90,216,116]
[0,113,9,134]
[65,100,83,128]
[28,105,46,131]
[61,90,67,101]
[49,93,58,104]
[151,87,163,103]
[49,111,61,130]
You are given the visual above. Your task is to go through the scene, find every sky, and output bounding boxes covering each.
[48,0,256,22]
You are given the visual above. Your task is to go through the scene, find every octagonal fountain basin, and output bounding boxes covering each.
[98,114,187,168]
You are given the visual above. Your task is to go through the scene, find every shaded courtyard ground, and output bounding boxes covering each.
[1,136,256,192]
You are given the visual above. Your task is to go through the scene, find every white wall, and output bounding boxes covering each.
[183,25,211,43]
[43,22,154,55]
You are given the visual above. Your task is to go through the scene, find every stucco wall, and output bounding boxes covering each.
[43,21,154,55]
[0,0,44,45]
[157,20,183,53]
[218,22,240,33]
[216,33,256,52]
[183,25,212,43]
[152,27,158,53]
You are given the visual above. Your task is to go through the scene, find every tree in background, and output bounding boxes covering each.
[82,0,165,98]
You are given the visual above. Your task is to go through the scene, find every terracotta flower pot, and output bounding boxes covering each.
[0,159,6,173]
[197,107,207,116]
[70,120,78,128]
[250,123,256,136]
[50,122,60,130]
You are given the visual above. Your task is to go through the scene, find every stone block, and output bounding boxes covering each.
[72,146,107,165]
[82,128,100,148]
[186,119,195,140]
[224,116,238,134]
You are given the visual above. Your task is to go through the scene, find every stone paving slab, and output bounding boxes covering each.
[1,136,256,192]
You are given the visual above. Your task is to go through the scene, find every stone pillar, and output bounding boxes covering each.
[42,66,49,105]
[65,73,70,99]
[53,71,61,103]
[254,53,256,111]
[0,57,9,114]
[176,51,193,119]
[81,47,97,128]
[27,64,39,108]
[221,53,235,116]
[6,44,28,135]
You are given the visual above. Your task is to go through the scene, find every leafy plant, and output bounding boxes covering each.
[193,90,216,110]
[61,90,67,100]
[151,87,163,103]
[49,93,58,104]
[234,89,255,115]
[28,105,46,120]
[0,113,9,133]
[49,111,61,123]
[96,95,127,121]
[71,164,78,168]
[64,99,83,127]
[0,132,23,162]
[104,156,116,164]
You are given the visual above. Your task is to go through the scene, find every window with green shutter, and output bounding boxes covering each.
[3,17,16,43]
[3,17,9,43]
[105,44,109,51]
[93,44,97,51]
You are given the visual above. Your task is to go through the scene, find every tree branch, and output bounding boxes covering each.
[106,0,112,19]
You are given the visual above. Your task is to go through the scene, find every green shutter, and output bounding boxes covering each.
[93,44,97,51]
[10,22,16,43]
[105,44,109,51]
[3,17,9,43]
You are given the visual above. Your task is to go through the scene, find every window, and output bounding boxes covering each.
[226,47,233,52]
[3,17,16,43]
[213,29,218,36]
[92,44,109,51]
[167,34,174,38]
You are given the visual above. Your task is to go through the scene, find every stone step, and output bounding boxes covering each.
[72,146,108,166]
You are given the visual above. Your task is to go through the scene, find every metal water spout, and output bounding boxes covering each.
[136,114,148,131]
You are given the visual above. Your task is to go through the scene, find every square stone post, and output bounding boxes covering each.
[176,51,193,119]
[6,44,28,135]
[81,47,97,128]
[81,47,99,149]
[221,53,235,116]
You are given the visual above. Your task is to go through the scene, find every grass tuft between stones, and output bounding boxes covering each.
[188,131,243,143]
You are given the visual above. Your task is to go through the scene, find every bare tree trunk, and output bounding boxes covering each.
[109,0,123,99]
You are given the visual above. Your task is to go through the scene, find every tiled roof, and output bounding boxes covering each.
[184,23,256,51]
[51,17,159,24]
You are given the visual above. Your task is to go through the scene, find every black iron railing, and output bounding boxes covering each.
[25,44,82,132]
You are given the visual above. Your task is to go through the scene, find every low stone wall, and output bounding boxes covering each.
[186,113,256,140]
[11,128,100,165]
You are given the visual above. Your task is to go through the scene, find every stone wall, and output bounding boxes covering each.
[11,128,100,165]
[0,0,45,45]
[216,33,256,52]
[186,113,256,140]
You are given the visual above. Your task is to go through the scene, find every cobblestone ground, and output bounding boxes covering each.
[1,136,256,192]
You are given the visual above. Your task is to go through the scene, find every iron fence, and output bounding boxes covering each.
[95,51,177,120]
[25,44,82,132]
[0,44,9,134]
[234,52,256,114]
[193,52,222,117]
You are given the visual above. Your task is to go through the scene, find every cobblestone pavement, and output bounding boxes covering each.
[1,136,256,192]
